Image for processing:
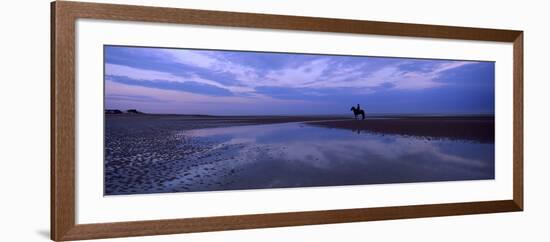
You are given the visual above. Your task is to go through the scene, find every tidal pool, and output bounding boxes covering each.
[172,121,494,192]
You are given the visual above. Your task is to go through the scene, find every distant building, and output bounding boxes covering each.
[105,109,123,114]
[126,109,142,114]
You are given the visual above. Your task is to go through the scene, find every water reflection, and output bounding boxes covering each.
[180,122,494,192]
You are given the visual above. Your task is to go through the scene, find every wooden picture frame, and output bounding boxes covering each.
[51,1,523,241]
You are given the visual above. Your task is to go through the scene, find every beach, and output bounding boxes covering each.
[309,116,494,143]
[105,114,495,195]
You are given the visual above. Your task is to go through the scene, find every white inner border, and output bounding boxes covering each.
[76,19,514,224]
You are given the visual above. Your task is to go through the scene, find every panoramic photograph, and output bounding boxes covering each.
[104,45,495,195]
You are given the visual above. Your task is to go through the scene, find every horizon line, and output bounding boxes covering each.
[104,110,495,117]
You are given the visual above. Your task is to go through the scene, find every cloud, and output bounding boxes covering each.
[105,94,164,103]
[264,58,331,87]
[283,60,475,91]
[158,49,262,87]
[104,46,492,114]
[104,79,319,115]
[107,47,478,96]
[107,75,234,96]
[106,63,183,82]
[253,56,473,92]
[159,49,219,69]
[105,63,254,94]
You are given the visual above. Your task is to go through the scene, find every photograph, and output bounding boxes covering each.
[104,45,495,195]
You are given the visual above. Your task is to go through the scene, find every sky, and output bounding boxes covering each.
[104,45,495,115]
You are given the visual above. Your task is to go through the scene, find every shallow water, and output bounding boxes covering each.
[170,121,494,193]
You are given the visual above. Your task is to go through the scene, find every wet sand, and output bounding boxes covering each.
[308,116,494,143]
[104,114,346,195]
[104,114,494,195]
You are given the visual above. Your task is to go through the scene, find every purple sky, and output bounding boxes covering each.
[104,45,494,115]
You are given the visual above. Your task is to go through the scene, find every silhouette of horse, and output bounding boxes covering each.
[351,106,365,120]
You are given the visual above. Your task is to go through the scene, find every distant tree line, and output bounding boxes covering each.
[105,109,143,114]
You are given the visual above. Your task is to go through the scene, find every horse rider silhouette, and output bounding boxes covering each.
[350,104,365,120]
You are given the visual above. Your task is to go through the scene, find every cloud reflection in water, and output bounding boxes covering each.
[183,122,494,191]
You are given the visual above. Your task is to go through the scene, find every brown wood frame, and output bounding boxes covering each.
[51,1,523,241]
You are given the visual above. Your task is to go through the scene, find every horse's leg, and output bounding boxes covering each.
[362,112,365,120]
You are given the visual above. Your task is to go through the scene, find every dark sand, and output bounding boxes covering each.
[307,116,494,143]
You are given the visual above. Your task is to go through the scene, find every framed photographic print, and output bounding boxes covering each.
[51,1,523,241]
